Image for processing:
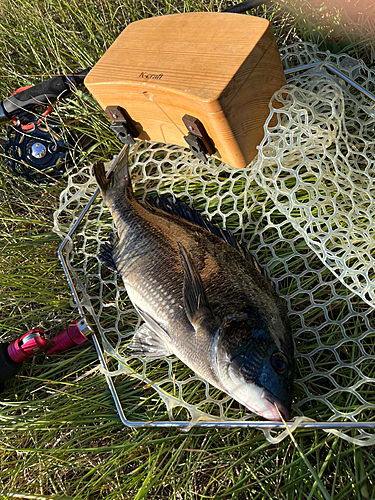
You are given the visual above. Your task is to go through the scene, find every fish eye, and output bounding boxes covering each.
[271,352,288,374]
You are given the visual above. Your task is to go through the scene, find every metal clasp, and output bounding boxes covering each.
[105,106,139,145]
[182,115,216,161]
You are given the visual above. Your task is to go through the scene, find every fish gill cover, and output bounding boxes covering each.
[53,42,375,446]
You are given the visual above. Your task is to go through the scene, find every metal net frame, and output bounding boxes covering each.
[53,43,375,445]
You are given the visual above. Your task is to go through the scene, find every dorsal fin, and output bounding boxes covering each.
[146,195,239,245]
[146,195,255,261]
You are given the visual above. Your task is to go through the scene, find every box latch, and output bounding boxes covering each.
[105,106,139,145]
[182,115,216,161]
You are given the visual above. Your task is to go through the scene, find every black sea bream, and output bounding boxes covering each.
[93,148,294,421]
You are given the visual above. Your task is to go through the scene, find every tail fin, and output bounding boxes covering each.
[93,145,130,193]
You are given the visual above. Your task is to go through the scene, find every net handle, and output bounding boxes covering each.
[284,62,375,102]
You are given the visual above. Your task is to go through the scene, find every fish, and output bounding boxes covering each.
[93,146,294,421]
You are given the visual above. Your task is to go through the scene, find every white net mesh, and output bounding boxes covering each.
[255,65,375,306]
[54,42,375,445]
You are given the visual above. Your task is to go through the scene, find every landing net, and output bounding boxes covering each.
[54,43,375,445]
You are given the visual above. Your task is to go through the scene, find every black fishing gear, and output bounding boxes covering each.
[0,68,90,183]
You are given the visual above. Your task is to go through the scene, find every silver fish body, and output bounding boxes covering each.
[93,149,294,421]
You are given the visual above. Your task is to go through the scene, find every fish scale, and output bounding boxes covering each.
[93,147,294,421]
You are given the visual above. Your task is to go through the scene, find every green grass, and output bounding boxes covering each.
[1,0,375,498]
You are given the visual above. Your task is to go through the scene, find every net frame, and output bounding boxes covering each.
[54,43,375,445]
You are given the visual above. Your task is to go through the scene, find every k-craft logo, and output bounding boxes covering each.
[138,71,163,80]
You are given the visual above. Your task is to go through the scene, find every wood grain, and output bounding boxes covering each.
[85,12,286,169]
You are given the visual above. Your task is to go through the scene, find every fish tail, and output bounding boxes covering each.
[93,145,131,194]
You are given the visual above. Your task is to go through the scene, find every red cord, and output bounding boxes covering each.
[10,86,54,131]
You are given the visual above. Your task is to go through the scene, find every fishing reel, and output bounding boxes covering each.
[0,69,90,184]
[4,109,71,183]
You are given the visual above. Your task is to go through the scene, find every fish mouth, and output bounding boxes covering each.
[239,389,290,422]
[229,386,291,422]
[260,389,291,422]
[224,364,291,421]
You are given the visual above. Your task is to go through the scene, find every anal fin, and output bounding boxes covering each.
[128,324,173,359]
[128,305,173,359]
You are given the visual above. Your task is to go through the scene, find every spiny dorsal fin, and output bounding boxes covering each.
[146,195,271,283]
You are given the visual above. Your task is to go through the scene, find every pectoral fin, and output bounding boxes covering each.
[178,242,217,331]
